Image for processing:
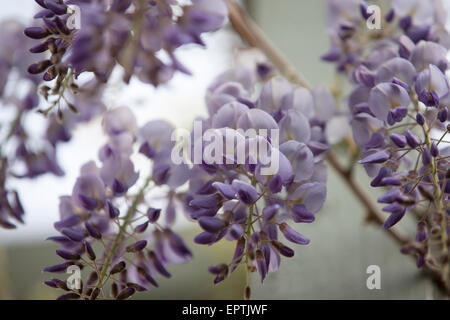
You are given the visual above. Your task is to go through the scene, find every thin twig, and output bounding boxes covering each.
[91,176,152,299]
[226,0,311,89]
[326,152,408,244]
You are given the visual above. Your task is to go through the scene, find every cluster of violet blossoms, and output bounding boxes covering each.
[44,107,193,300]
[180,61,333,296]
[24,0,228,116]
[1,0,227,229]
[324,0,450,286]
[0,18,107,229]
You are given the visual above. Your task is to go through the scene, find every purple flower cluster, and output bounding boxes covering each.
[24,0,228,115]
[44,107,192,299]
[182,63,332,293]
[324,0,450,277]
[4,0,447,299]
[0,20,61,228]
[323,0,450,73]
[0,18,107,229]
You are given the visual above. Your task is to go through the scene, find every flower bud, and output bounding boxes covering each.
[107,201,120,219]
[24,27,49,39]
[146,208,161,223]
[61,228,84,242]
[430,143,439,157]
[232,180,258,205]
[43,262,70,273]
[56,249,81,261]
[416,112,425,126]
[208,263,228,277]
[272,240,295,257]
[84,241,96,260]
[268,174,282,194]
[244,286,251,300]
[422,147,431,166]
[199,216,225,233]
[86,271,98,286]
[110,261,126,275]
[110,283,118,298]
[57,293,80,300]
[359,150,390,164]
[126,240,147,253]
[90,288,100,300]
[279,223,310,245]
[405,129,420,148]
[85,222,102,239]
[212,182,236,200]
[116,287,135,300]
[389,133,407,148]
[28,60,52,74]
[135,221,149,233]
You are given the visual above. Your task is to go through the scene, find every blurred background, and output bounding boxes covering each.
[0,0,448,299]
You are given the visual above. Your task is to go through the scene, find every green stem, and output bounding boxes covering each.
[422,121,449,291]
[120,0,149,83]
[244,178,258,298]
[92,176,152,298]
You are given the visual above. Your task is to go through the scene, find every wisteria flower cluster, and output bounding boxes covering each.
[324,0,450,291]
[1,0,450,300]
[0,18,107,228]
[179,62,333,295]
[44,107,193,299]
[24,0,228,116]
[323,0,450,73]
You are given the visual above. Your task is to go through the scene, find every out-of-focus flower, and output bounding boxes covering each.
[323,0,450,276]
[24,0,229,115]
[44,106,191,299]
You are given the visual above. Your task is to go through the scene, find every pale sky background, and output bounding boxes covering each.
[0,1,240,244]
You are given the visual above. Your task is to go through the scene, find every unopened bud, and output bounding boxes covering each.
[116,287,136,300]
[244,286,251,300]
[109,261,126,275]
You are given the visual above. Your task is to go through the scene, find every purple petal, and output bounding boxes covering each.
[359,150,390,164]
[61,228,84,242]
[279,223,310,245]
[198,216,225,233]
[291,204,315,223]
[212,182,236,200]
[232,180,259,205]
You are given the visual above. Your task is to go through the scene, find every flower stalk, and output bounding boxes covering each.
[91,176,152,299]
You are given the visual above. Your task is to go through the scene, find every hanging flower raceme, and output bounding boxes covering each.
[44,107,192,300]
[323,0,450,288]
[323,0,450,73]
[176,61,331,298]
[0,18,107,229]
[24,0,228,116]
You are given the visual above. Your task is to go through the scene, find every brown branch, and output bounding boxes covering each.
[227,0,311,89]
[326,152,409,244]
[226,0,448,295]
